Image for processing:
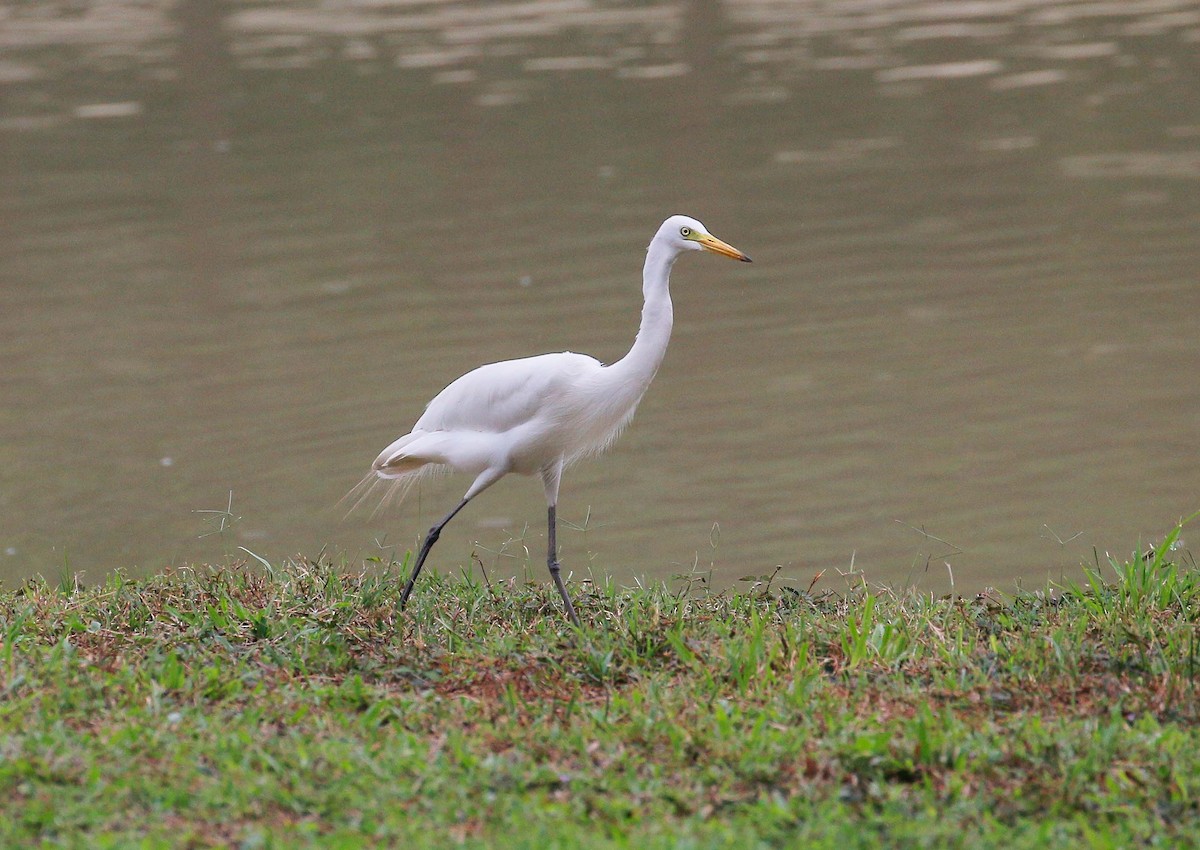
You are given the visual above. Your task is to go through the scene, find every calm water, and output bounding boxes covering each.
[3,1,1199,594]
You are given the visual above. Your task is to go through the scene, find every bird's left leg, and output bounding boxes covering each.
[400,467,506,611]
[400,497,470,609]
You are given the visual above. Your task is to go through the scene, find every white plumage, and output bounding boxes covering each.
[373,351,622,487]
[357,214,751,624]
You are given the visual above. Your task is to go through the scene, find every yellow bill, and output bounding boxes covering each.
[696,232,752,262]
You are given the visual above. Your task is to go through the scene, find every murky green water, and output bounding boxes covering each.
[3,1,1199,594]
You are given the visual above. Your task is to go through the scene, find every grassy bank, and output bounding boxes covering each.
[1,523,1198,848]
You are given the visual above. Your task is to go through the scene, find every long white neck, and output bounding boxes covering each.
[607,237,677,395]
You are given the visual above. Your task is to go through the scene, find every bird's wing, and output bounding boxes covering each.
[413,352,601,434]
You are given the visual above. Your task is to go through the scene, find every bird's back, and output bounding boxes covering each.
[375,347,648,479]
[414,351,602,435]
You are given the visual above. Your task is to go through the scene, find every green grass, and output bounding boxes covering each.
[1,518,1199,848]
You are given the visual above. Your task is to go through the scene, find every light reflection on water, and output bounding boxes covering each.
[2,1,1198,593]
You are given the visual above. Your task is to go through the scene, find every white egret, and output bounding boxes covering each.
[359,215,751,625]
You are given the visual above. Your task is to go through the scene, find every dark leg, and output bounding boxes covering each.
[547,505,581,626]
[400,497,470,609]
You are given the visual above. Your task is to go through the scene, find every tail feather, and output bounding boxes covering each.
[342,429,455,519]
[340,456,445,520]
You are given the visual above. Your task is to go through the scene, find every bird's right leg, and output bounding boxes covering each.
[400,497,470,609]
[539,460,580,627]
[547,504,581,627]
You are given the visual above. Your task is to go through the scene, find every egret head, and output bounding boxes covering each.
[654,215,752,262]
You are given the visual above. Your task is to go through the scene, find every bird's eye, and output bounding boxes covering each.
[680,227,692,237]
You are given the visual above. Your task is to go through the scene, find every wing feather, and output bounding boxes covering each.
[414,352,601,434]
